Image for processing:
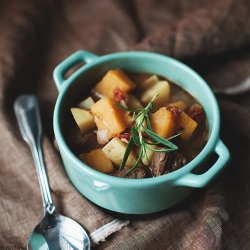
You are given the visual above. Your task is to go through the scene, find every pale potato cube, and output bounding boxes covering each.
[77,96,95,110]
[102,138,138,168]
[71,108,96,134]
[139,74,159,89]
[141,141,156,165]
[127,94,144,110]
[140,80,170,111]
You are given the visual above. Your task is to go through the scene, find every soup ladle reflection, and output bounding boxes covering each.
[14,94,91,250]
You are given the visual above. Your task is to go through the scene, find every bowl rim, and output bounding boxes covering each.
[53,51,220,188]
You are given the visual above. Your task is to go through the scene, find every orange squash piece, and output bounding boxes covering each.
[93,69,136,97]
[176,111,198,140]
[150,107,177,139]
[168,101,188,111]
[91,96,128,139]
[78,149,115,174]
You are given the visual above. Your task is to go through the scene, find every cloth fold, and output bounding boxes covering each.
[1,0,250,249]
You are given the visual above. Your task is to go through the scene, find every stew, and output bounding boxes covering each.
[66,69,208,178]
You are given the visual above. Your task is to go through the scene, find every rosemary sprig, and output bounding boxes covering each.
[114,94,180,175]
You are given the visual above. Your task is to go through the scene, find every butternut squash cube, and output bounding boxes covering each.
[102,138,138,168]
[140,80,170,111]
[77,96,95,110]
[176,111,198,140]
[93,69,136,97]
[150,107,177,139]
[168,101,187,111]
[91,96,128,139]
[71,108,96,134]
[78,149,115,174]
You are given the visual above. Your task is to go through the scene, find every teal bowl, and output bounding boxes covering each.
[53,50,230,214]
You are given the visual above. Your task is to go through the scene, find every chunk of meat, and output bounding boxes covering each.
[165,152,187,173]
[150,147,187,176]
[150,148,170,177]
[67,124,100,155]
[111,167,146,179]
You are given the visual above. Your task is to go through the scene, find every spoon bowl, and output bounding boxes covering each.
[27,210,89,249]
[14,94,91,250]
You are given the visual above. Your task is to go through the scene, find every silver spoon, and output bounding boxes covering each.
[14,94,91,250]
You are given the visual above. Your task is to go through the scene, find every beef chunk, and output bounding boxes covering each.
[165,151,187,173]
[150,147,187,176]
[67,124,100,155]
[111,167,146,179]
[150,148,170,177]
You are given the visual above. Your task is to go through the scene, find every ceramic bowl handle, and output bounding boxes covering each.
[175,139,230,188]
[53,50,99,91]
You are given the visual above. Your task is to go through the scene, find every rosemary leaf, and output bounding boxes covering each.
[133,112,144,124]
[113,102,142,113]
[119,136,134,171]
[114,93,180,175]
[125,150,143,176]
[144,140,160,145]
[132,126,140,146]
[144,144,176,153]
[145,114,153,132]
[143,126,179,150]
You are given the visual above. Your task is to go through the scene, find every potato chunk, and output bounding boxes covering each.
[139,74,159,89]
[93,69,136,97]
[140,80,170,111]
[91,96,128,139]
[142,144,156,165]
[71,108,96,134]
[77,96,95,110]
[102,138,138,168]
[150,107,177,139]
[176,111,198,140]
[78,149,115,174]
[126,94,144,110]
[135,140,156,165]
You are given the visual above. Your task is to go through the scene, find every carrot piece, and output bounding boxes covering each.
[78,149,115,174]
[168,101,188,111]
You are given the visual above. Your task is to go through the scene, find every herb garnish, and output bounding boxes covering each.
[114,94,180,175]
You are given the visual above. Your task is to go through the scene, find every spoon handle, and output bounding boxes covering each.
[14,94,55,214]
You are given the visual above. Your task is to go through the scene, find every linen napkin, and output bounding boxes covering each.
[1,0,250,249]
